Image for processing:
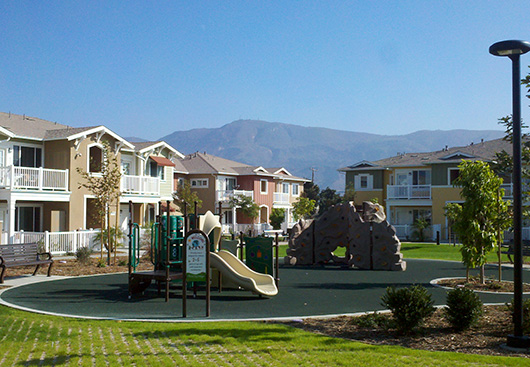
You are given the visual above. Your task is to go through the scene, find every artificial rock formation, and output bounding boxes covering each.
[286,201,406,271]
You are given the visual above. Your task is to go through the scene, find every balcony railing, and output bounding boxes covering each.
[217,189,254,202]
[121,175,160,195]
[273,192,290,204]
[387,185,431,200]
[0,166,69,191]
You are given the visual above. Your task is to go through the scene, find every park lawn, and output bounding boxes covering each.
[0,305,527,367]
[278,242,512,263]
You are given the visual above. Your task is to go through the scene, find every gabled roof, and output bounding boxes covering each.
[0,112,135,149]
[339,138,512,171]
[178,152,309,181]
[0,112,70,140]
[179,152,252,175]
[130,141,185,159]
[338,160,380,172]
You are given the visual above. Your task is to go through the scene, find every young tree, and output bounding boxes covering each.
[229,194,259,223]
[77,141,122,264]
[292,196,316,221]
[303,181,320,201]
[342,182,356,203]
[269,208,285,230]
[444,160,510,284]
[172,180,202,214]
[411,217,430,242]
[318,187,342,214]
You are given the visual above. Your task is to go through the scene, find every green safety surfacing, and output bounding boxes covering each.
[1,259,528,321]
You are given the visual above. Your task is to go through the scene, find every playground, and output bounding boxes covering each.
[0,259,526,321]
[0,201,529,322]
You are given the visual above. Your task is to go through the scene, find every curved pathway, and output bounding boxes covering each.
[0,259,528,321]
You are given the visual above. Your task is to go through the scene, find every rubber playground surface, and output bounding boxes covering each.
[1,259,528,321]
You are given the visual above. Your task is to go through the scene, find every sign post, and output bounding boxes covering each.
[182,229,210,317]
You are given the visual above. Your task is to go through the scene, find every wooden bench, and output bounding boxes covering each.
[0,243,53,283]
[501,240,530,264]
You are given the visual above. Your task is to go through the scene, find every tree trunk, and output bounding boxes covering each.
[107,207,111,266]
[480,264,485,284]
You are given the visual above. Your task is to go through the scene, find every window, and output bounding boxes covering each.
[121,162,130,175]
[412,170,431,185]
[292,184,299,196]
[360,176,368,188]
[226,178,237,191]
[149,160,164,180]
[13,146,42,168]
[177,178,185,188]
[282,183,289,194]
[413,209,431,224]
[223,210,233,224]
[260,179,268,194]
[191,179,208,188]
[449,168,460,185]
[89,145,102,173]
[354,174,373,190]
[14,206,41,232]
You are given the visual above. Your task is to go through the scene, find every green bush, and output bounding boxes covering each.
[350,312,391,330]
[381,285,435,334]
[75,246,93,265]
[444,287,483,330]
[96,259,106,268]
[506,298,530,334]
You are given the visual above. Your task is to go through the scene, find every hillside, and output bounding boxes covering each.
[161,120,504,190]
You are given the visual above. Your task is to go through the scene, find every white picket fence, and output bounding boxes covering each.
[13,230,101,255]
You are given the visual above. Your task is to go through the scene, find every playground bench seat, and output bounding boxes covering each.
[501,240,530,264]
[0,243,53,283]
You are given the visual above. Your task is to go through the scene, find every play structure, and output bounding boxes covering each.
[285,201,406,271]
[127,201,278,312]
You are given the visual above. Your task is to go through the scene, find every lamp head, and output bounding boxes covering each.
[489,40,530,57]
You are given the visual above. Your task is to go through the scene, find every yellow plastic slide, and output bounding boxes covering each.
[199,210,278,297]
[209,250,278,297]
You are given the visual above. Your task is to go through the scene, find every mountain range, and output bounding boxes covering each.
[158,120,505,190]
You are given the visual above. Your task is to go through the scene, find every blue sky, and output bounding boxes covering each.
[1,1,530,140]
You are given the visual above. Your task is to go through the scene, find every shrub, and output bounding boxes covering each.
[76,246,93,265]
[96,259,106,268]
[381,285,435,334]
[118,259,127,266]
[350,312,391,330]
[444,287,483,330]
[506,298,530,334]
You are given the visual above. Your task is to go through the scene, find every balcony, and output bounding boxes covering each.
[121,175,160,195]
[387,185,431,200]
[217,189,254,202]
[0,166,69,191]
[273,192,290,205]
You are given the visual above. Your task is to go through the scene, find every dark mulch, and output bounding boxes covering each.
[281,305,530,357]
[437,276,530,293]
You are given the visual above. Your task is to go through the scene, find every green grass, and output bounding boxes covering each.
[0,305,527,366]
[278,242,513,263]
[400,242,513,263]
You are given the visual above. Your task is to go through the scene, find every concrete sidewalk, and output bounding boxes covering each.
[1,274,70,287]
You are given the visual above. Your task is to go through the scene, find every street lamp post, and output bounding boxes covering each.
[489,39,530,348]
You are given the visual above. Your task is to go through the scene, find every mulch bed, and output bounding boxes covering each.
[281,305,529,357]
[436,276,530,293]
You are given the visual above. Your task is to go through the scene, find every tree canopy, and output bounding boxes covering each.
[444,160,510,283]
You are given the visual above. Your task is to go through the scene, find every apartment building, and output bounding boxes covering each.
[0,112,182,243]
[176,152,309,233]
[338,138,512,241]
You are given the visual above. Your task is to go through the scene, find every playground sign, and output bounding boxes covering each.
[183,229,211,317]
[185,231,208,282]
